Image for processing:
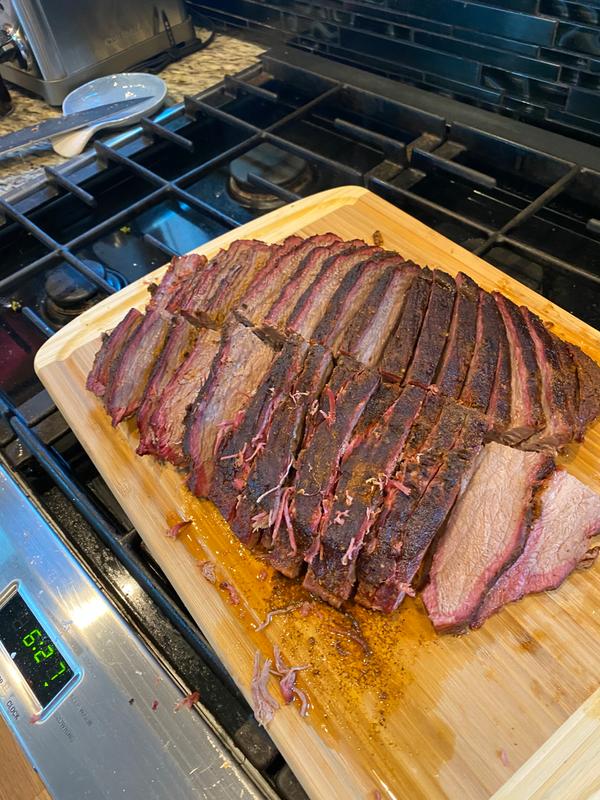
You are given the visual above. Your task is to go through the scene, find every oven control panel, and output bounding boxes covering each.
[0,465,267,800]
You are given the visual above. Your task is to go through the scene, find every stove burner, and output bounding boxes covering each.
[228,143,313,210]
[42,261,125,327]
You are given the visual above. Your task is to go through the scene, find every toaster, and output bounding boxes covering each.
[0,0,195,105]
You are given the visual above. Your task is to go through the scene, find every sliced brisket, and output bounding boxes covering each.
[403,269,457,389]
[286,245,381,339]
[521,308,575,449]
[566,342,600,440]
[303,384,426,607]
[434,272,478,399]
[86,308,143,397]
[149,253,206,314]
[264,240,363,330]
[269,359,380,577]
[184,321,278,497]
[238,234,342,324]
[355,399,471,610]
[473,469,600,627]
[105,310,172,427]
[494,292,545,444]
[148,327,222,465]
[231,345,333,547]
[210,337,310,522]
[422,442,554,632]
[460,290,501,413]
[379,269,433,383]
[487,319,511,434]
[136,316,197,456]
[342,262,418,368]
[311,253,405,352]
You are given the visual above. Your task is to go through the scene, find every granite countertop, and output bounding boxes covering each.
[0,31,264,196]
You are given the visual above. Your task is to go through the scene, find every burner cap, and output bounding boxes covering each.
[46,261,106,308]
[228,143,313,210]
[43,260,122,327]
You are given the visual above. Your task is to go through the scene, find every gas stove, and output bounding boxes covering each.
[0,44,600,800]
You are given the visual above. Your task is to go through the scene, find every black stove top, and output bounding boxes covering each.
[1,44,600,799]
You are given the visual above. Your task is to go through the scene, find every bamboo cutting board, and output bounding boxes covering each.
[35,187,600,800]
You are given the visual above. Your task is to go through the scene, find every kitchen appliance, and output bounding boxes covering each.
[0,0,195,105]
[0,44,599,798]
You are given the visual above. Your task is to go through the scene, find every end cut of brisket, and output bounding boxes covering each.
[86,308,143,397]
[422,442,554,632]
[566,342,600,440]
[473,468,600,626]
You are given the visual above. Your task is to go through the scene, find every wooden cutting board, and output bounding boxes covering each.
[35,186,600,800]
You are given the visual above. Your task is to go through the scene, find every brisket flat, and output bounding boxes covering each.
[184,321,278,497]
[148,327,222,465]
[303,384,426,607]
[494,292,545,444]
[86,308,143,397]
[473,469,600,627]
[286,245,381,339]
[311,253,405,352]
[136,316,197,456]
[342,262,418,368]
[379,269,433,383]
[355,399,469,610]
[231,345,333,547]
[521,308,575,449]
[434,272,478,399]
[269,360,380,577]
[264,240,363,330]
[199,240,272,325]
[105,310,172,426]
[460,290,501,413]
[149,253,206,314]
[404,270,457,389]
[487,319,512,433]
[422,442,554,632]
[238,234,342,324]
[210,337,310,522]
[566,342,600,440]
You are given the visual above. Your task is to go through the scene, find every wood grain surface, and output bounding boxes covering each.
[35,187,600,800]
[0,716,51,800]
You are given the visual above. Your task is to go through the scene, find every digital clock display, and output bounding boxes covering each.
[0,591,74,708]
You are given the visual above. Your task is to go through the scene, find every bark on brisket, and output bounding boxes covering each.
[355,399,470,611]
[210,337,310,522]
[269,360,380,578]
[342,262,418,369]
[286,245,382,340]
[521,308,575,449]
[566,342,600,440]
[303,385,426,607]
[311,253,405,352]
[473,469,600,627]
[185,321,278,497]
[105,310,172,426]
[137,316,197,456]
[264,240,363,331]
[148,327,222,465]
[379,269,433,383]
[86,308,143,397]
[487,319,511,434]
[404,270,457,389]
[238,234,342,324]
[434,272,478,399]
[230,345,333,548]
[150,253,206,314]
[422,442,554,632]
[494,292,545,444]
[460,290,501,413]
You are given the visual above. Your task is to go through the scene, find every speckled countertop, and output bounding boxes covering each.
[0,31,264,196]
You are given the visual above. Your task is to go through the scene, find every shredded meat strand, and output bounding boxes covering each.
[174,690,200,711]
[166,519,191,538]
[251,651,279,727]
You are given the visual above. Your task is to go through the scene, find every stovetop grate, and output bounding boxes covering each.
[1,44,600,800]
